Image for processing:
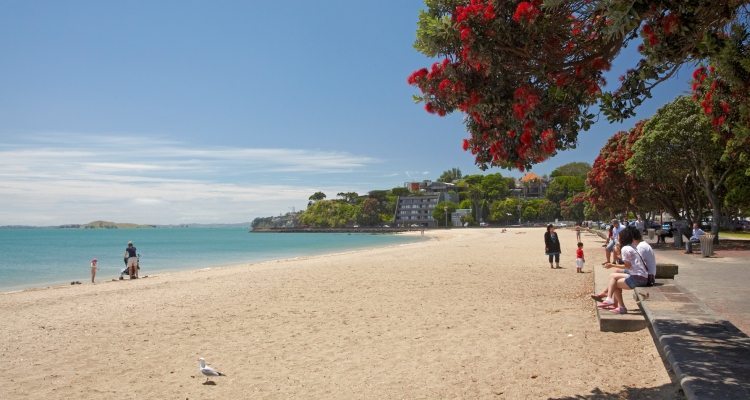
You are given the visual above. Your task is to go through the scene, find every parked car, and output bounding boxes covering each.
[660,222,675,237]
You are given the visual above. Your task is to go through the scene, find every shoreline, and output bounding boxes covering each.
[0,227,677,399]
[0,230,427,295]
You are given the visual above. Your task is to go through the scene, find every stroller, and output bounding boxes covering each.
[120,254,141,280]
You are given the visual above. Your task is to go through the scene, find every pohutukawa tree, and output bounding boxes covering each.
[409,0,749,171]
[585,121,646,215]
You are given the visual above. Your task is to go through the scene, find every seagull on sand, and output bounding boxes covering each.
[199,358,226,383]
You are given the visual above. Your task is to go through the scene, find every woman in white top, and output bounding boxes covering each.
[600,226,650,314]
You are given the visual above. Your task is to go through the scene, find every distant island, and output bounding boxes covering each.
[78,220,156,229]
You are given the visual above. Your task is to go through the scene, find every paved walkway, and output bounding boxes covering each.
[595,231,750,399]
[646,238,750,335]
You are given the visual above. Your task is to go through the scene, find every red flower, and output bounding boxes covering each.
[720,101,730,114]
[513,2,540,24]
[661,14,679,35]
[591,57,610,72]
[438,79,452,92]
[462,139,470,151]
[520,130,532,145]
[692,66,706,81]
[483,4,496,21]
[407,68,428,85]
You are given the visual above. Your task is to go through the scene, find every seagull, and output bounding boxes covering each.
[198,357,226,383]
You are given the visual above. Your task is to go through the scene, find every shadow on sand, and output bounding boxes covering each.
[548,383,683,400]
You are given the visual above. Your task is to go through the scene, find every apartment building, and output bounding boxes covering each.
[395,180,459,227]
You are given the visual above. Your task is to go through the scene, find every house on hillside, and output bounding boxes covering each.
[512,172,547,199]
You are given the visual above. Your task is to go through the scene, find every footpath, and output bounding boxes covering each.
[590,230,750,400]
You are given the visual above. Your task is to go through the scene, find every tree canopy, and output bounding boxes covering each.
[438,167,463,182]
[410,0,749,170]
[629,96,734,235]
[585,122,645,215]
[550,162,591,178]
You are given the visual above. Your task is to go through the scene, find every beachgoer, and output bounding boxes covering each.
[125,241,138,279]
[90,259,98,283]
[575,223,582,242]
[575,242,585,273]
[635,229,657,280]
[592,229,653,303]
[685,222,705,254]
[604,219,623,264]
[635,217,645,234]
[544,224,562,269]
[613,243,623,265]
[597,227,650,314]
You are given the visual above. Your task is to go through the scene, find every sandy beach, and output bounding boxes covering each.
[0,228,679,399]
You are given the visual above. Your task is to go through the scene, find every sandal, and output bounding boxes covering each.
[597,301,615,308]
[609,307,628,314]
[590,294,605,301]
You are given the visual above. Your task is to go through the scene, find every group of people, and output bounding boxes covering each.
[88,241,141,283]
[544,219,657,315]
[592,225,656,314]
[544,223,586,273]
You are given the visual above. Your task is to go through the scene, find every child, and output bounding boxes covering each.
[613,243,624,265]
[576,242,585,273]
[90,258,98,283]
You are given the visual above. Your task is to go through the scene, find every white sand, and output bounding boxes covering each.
[0,228,677,399]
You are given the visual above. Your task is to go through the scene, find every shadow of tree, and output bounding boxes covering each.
[648,319,750,399]
[548,383,683,400]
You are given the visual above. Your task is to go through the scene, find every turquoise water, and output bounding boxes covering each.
[0,228,422,291]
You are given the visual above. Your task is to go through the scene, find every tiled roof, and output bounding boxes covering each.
[520,172,541,183]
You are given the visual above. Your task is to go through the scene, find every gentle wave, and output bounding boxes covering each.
[0,228,423,291]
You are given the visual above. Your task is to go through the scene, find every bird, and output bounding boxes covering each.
[198,357,226,383]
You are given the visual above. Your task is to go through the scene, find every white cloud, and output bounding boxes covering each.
[0,134,380,225]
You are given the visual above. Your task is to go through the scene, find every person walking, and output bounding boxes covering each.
[90,258,98,283]
[125,241,138,279]
[544,224,562,269]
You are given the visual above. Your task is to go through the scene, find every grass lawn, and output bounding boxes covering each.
[719,231,750,240]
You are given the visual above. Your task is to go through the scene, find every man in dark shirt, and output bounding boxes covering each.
[125,241,138,279]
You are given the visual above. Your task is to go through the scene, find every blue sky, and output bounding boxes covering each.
[0,0,693,225]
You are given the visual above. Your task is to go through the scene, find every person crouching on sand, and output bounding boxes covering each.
[90,259,98,283]
[125,241,138,279]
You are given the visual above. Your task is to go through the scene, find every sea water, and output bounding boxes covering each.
[0,228,422,291]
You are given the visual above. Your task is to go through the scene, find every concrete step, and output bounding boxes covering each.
[593,262,679,332]
[593,262,647,332]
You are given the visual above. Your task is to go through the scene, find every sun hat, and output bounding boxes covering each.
[91,258,97,263]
